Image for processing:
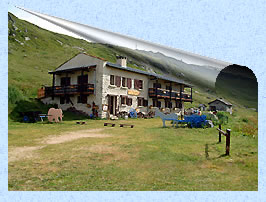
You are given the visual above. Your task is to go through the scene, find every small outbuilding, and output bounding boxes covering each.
[199,104,207,111]
[208,99,232,114]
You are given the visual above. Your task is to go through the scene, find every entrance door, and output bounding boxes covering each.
[108,95,117,115]
[210,106,216,111]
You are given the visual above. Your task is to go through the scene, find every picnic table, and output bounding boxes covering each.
[177,115,208,128]
[38,114,51,122]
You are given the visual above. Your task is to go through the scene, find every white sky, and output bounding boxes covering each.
[8,5,86,40]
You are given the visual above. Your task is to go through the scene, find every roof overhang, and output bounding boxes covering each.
[208,99,232,106]
[49,65,96,74]
[106,62,193,87]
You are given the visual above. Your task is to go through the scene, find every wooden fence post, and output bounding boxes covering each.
[226,129,231,155]
[219,124,222,143]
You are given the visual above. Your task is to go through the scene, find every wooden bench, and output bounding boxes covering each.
[119,124,134,128]
[76,121,86,125]
[104,123,115,127]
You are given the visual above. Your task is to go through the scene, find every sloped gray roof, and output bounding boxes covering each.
[208,99,232,106]
[106,62,192,87]
[49,65,96,74]
[49,52,192,87]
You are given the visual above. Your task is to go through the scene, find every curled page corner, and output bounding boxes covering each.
[17,6,257,109]
[216,64,258,109]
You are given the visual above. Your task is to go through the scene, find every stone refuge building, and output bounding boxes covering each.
[38,53,193,118]
[208,99,232,114]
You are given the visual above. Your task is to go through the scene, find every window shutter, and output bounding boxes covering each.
[134,79,139,90]
[127,78,132,89]
[144,99,148,107]
[122,77,126,87]
[126,97,129,105]
[110,75,114,85]
[139,80,143,89]
[158,101,161,108]
[115,76,121,87]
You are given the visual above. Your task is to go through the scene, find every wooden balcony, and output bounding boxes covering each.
[44,84,94,97]
[148,88,192,102]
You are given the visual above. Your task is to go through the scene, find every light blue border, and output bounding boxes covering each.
[2,0,265,201]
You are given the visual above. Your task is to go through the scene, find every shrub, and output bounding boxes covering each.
[242,118,249,123]
[8,86,25,104]
[216,112,229,125]
[202,112,219,126]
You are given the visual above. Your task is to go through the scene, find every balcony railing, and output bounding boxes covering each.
[44,84,94,97]
[148,88,192,101]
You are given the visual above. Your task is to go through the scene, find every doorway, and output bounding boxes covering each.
[108,95,117,115]
[210,106,216,111]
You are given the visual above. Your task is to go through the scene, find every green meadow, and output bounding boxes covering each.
[8,110,257,191]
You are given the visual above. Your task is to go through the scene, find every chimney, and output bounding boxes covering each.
[116,56,127,67]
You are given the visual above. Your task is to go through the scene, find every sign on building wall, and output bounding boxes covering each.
[128,89,140,96]
[102,104,108,112]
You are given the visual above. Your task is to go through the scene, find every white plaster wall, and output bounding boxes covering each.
[43,53,188,118]
[101,66,149,118]
[43,54,105,116]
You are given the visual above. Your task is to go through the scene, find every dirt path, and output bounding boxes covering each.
[43,129,110,145]
[9,129,111,162]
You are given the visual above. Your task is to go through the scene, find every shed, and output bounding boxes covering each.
[208,99,232,114]
[199,104,207,111]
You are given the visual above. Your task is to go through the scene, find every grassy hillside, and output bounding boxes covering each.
[8,13,158,99]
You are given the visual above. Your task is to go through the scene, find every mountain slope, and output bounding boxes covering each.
[8,12,162,98]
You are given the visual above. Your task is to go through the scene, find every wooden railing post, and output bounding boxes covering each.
[216,127,231,156]
[219,124,222,143]
[52,73,55,100]
[226,129,231,156]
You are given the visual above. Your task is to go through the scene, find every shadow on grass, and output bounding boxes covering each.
[205,142,229,160]
[9,99,88,122]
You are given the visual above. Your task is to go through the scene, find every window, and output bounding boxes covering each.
[121,95,127,105]
[66,96,70,104]
[110,75,114,85]
[134,79,143,90]
[115,76,121,87]
[176,101,182,109]
[153,99,161,108]
[137,97,148,107]
[153,83,161,88]
[127,97,132,106]
[121,96,133,106]
[166,85,172,91]
[158,101,161,108]
[60,77,71,86]
[60,96,70,104]
[122,77,126,87]
[127,78,132,89]
[77,75,88,85]
[165,100,172,108]
[60,96,65,104]
[137,97,142,106]
[77,95,87,104]
[143,99,148,107]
